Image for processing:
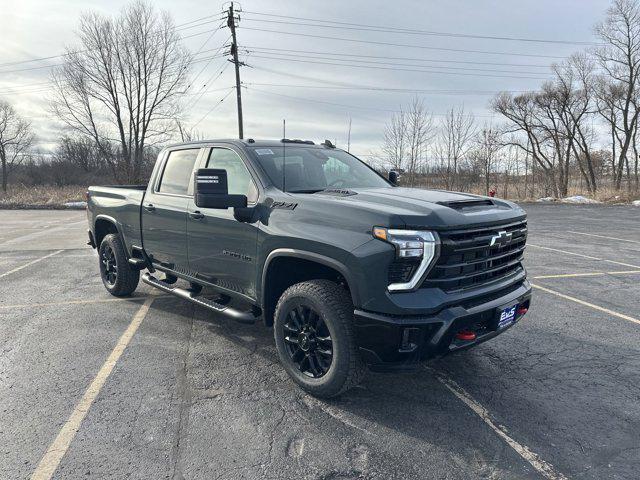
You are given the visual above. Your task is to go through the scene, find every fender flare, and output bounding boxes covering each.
[260,248,360,308]
[94,214,123,246]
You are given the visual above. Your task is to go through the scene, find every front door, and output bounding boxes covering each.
[142,147,202,271]
[187,146,260,299]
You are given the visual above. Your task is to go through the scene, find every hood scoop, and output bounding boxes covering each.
[318,188,358,196]
[437,199,496,212]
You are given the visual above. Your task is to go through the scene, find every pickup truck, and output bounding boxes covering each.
[87,138,531,398]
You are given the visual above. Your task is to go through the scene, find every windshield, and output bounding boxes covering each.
[248,146,390,193]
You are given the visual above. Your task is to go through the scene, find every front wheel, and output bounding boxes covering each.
[274,279,366,398]
[98,233,139,297]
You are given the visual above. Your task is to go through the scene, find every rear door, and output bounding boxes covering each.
[187,146,260,299]
[142,147,202,271]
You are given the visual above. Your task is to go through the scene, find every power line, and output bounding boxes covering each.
[244,82,525,95]
[243,46,556,69]
[184,33,231,92]
[192,87,235,128]
[239,26,568,59]
[241,10,598,46]
[248,55,550,80]
[0,52,229,95]
[184,60,232,112]
[0,14,226,69]
[245,50,552,76]
[0,25,226,75]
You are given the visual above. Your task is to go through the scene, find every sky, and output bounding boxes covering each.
[0,0,613,158]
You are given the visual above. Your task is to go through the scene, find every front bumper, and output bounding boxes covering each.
[353,280,532,371]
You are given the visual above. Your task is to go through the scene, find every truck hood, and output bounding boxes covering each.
[302,187,526,229]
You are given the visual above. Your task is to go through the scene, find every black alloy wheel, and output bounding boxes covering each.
[274,279,367,397]
[100,244,118,286]
[283,304,334,378]
[98,233,140,297]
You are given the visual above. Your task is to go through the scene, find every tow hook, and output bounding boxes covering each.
[455,330,477,341]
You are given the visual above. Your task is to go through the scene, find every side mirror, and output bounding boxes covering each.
[194,168,247,209]
[389,170,399,185]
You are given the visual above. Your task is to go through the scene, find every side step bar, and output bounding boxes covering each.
[128,258,147,269]
[142,273,256,324]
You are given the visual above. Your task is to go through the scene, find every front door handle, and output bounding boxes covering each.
[143,203,155,212]
[189,211,204,220]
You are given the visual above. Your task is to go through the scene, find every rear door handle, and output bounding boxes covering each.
[143,203,155,212]
[189,211,204,220]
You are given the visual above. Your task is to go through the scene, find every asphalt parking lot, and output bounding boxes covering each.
[1,205,639,480]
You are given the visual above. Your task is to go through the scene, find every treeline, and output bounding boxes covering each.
[382,0,640,200]
[10,137,159,188]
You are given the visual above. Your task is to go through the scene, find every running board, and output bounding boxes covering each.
[141,273,256,324]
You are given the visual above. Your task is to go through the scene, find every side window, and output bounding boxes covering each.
[206,148,258,203]
[158,149,200,195]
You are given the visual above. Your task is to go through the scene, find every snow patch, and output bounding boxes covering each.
[537,197,556,203]
[633,200,640,206]
[562,195,601,204]
[64,201,87,209]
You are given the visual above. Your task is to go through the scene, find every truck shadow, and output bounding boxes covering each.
[162,300,517,466]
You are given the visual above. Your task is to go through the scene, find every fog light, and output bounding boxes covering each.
[455,330,476,341]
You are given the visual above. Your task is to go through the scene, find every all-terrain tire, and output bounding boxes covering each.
[98,233,140,297]
[274,279,367,398]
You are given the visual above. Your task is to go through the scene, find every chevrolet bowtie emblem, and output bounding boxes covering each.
[490,231,512,247]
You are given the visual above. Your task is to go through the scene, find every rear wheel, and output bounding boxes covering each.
[274,280,366,398]
[98,233,139,297]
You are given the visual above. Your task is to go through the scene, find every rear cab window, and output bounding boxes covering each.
[158,148,200,195]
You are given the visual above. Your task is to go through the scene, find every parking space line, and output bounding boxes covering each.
[567,231,640,245]
[527,244,640,269]
[0,295,169,310]
[0,250,64,279]
[30,298,154,480]
[0,220,86,248]
[435,373,568,480]
[531,284,640,326]
[532,270,640,279]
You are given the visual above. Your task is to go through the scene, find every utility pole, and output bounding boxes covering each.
[227,2,243,139]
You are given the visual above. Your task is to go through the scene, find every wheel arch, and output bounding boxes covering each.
[260,249,359,327]
[94,215,121,248]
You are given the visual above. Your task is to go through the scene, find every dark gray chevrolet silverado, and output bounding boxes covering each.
[87,138,531,397]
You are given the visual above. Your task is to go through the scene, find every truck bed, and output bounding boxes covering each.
[87,185,147,255]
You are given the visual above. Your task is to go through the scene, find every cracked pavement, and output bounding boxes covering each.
[1,205,639,479]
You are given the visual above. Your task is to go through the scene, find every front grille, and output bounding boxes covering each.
[423,220,527,293]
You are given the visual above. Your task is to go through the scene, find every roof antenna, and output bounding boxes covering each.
[282,118,286,193]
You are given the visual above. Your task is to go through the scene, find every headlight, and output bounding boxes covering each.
[373,227,439,291]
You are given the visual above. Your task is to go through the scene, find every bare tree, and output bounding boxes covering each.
[405,97,436,186]
[0,101,34,192]
[552,53,599,193]
[493,92,563,196]
[593,0,640,190]
[382,108,408,173]
[50,0,192,183]
[175,119,205,143]
[469,126,502,195]
[434,106,476,190]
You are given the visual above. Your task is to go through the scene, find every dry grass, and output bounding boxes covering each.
[0,183,637,209]
[0,185,87,209]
